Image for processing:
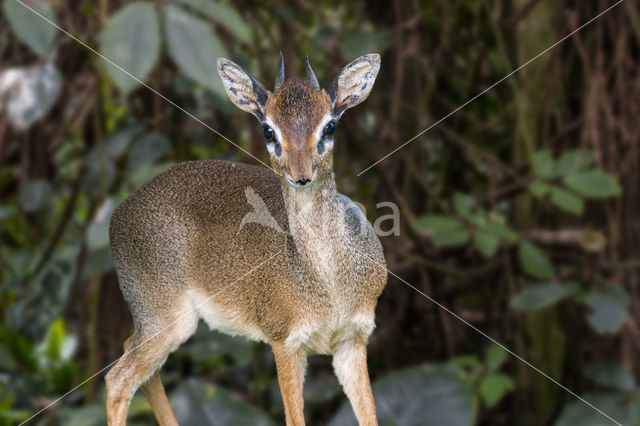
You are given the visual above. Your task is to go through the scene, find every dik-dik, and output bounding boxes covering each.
[106,53,386,426]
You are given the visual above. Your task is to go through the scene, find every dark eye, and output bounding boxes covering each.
[324,121,336,136]
[263,125,274,141]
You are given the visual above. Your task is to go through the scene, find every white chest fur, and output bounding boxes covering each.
[285,310,375,354]
[287,205,375,353]
[282,180,378,354]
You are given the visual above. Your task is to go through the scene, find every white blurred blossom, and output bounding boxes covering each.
[0,54,62,129]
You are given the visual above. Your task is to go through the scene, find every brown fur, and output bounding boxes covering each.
[272,342,306,424]
[265,79,332,183]
[106,54,384,426]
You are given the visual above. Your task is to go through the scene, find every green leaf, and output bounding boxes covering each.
[173,0,252,44]
[553,149,594,176]
[433,229,470,248]
[510,283,577,311]
[451,355,483,370]
[583,362,635,392]
[532,149,554,179]
[479,374,514,408]
[329,366,474,426]
[563,170,621,199]
[127,132,171,169]
[528,180,552,198]
[87,199,116,251]
[453,193,474,218]
[99,2,161,93]
[413,215,470,247]
[518,241,555,279]
[484,218,518,242]
[103,125,145,159]
[473,231,499,258]
[485,345,509,371]
[550,187,584,215]
[413,215,462,233]
[467,211,487,228]
[43,319,64,361]
[3,0,57,56]
[19,179,53,212]
[164,4,228,97]
[583,286,629,334]
[556,392,632,426]
[83,126,143,199]
[170,378,276,426]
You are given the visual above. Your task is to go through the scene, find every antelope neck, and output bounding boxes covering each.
[281,173,341,239]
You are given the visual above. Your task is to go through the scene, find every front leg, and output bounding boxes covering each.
[332,338,377,426]
[272,342,306,426]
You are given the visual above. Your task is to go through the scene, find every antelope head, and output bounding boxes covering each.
[217,53,380,188]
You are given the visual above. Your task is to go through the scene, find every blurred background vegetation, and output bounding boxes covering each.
[0,0,639,425]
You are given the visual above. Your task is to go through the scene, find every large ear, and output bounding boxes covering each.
[328,54,380,118]
[217,58,268,120]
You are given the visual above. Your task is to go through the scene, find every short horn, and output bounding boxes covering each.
[305,56,320,90]
[275,51,285,92]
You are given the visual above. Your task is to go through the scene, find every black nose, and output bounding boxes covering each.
[296,178,311,186]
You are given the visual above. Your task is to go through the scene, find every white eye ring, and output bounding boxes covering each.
[314,114,336,155]
[262,118,285,156]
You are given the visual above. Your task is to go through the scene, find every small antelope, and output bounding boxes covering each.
[106,53,386,426]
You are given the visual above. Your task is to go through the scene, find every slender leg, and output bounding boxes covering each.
[122,337,179,426]
[272,342,306,426]
[332,339,377,426]
[106,320,193,426]
[141,372,178,426]
[105,343,158,426]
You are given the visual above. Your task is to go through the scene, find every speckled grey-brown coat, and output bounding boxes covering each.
[110,159,386,350]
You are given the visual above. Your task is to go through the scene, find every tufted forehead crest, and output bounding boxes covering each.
[274,80,325,117]
[265,79,331,143]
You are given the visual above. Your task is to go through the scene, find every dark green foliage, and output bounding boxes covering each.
[329,366,474,426]
[0,1,637,425]
[171,379,277,426]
